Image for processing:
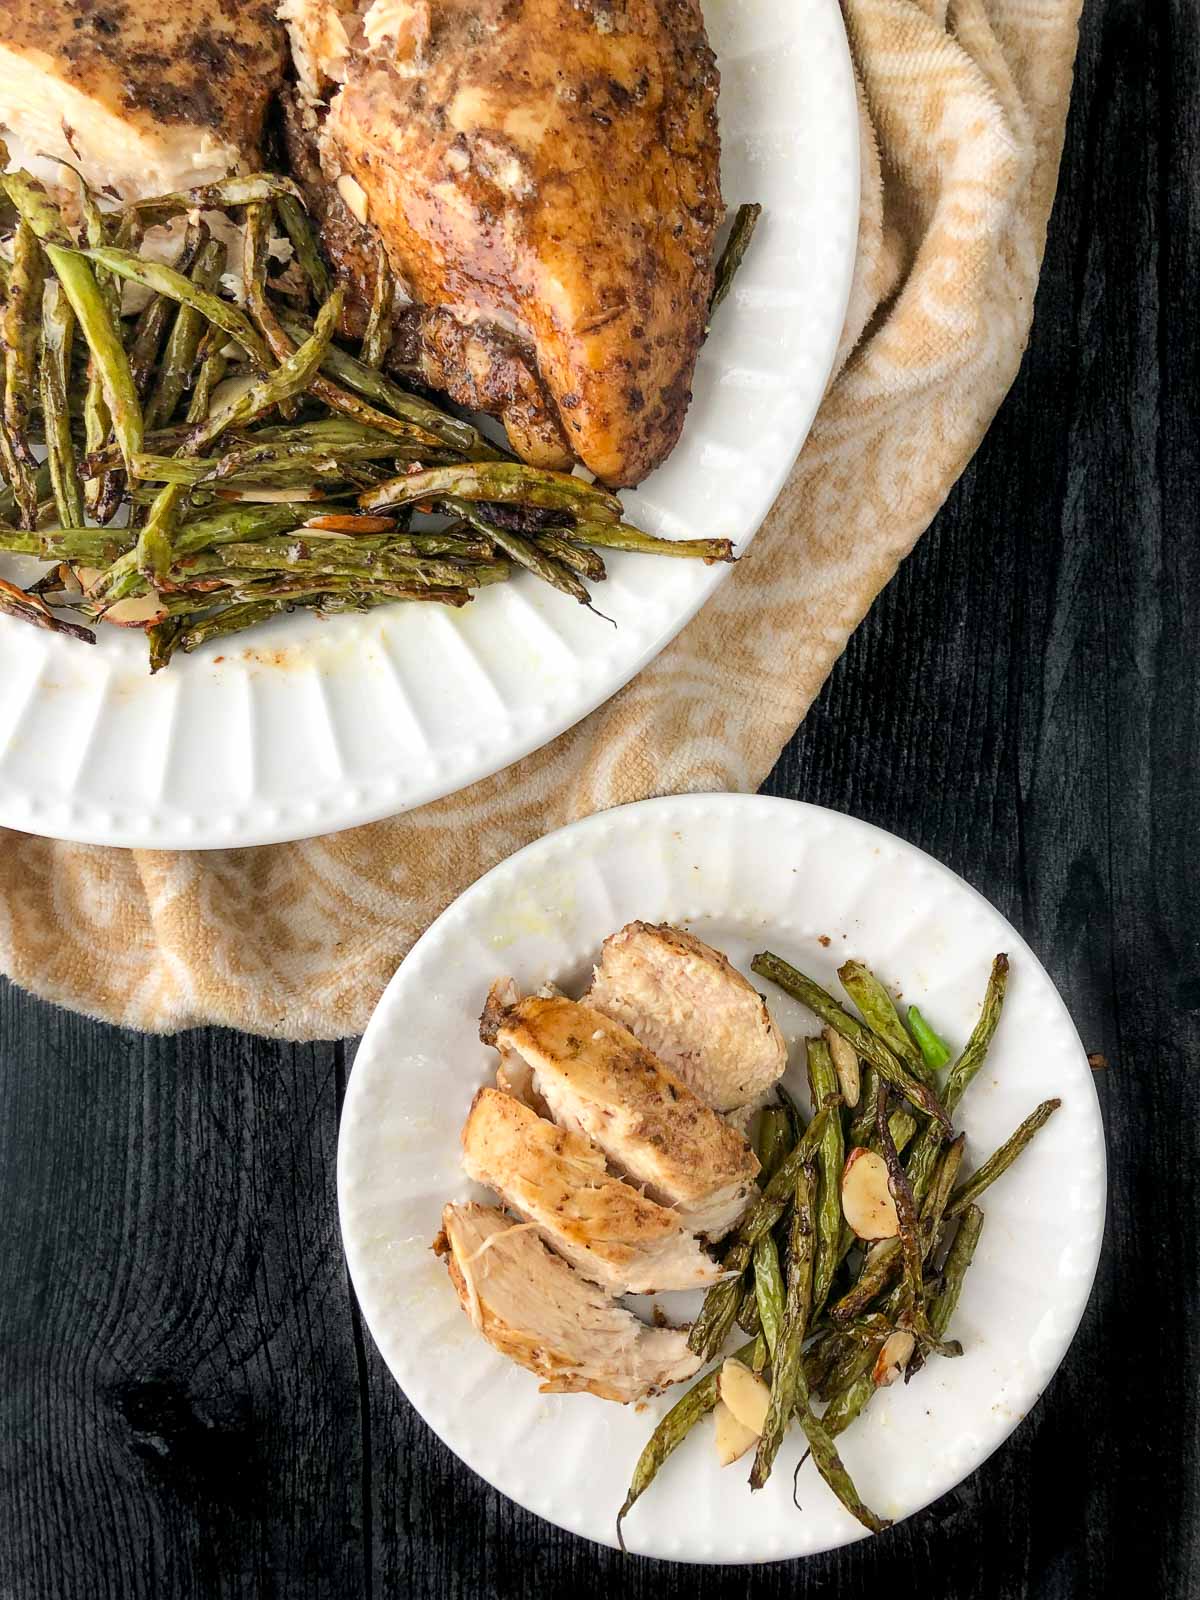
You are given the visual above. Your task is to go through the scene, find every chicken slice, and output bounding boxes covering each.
[586,923,787,1113]
[462,1087,726,1295]
[494,996,758,1239]
[479,977,548,1112]
[436,1202,701,1402]
[0,0,286,200]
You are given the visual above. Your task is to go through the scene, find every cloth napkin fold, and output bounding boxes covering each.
[0,0,1082,1038]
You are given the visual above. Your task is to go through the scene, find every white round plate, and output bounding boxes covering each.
[0,0,859,849]
[339,794,1106,1564]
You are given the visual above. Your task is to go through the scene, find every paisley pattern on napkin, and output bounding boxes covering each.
[0,0,1083,1038]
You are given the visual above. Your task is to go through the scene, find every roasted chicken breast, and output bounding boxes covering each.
[461,1087,726,1294]
[436,1201,701,1401]
[282,0,722,485]
[493,996,758,1239]
[0,0,286,199]
[587,923,787,1112]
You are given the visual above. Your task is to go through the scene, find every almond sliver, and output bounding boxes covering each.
[841,1147,900,1240]
[719,1358,770,1436]
[713,1400,758,1467]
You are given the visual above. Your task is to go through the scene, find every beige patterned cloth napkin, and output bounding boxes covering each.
[0,0,1082,1038]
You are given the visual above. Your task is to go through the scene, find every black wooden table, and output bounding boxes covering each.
[3,4,1196,1595]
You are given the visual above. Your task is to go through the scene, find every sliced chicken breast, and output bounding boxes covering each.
[462,1088,726,1295]
[587,922,787,1113]
[0,0,286,200]
[494,996,759,1239]
[436,1202,701,1402]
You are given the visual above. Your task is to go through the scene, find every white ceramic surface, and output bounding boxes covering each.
[0,0,860,849]
[338,794,1107,1564]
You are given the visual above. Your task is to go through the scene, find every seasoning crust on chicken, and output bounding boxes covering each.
[587,922,787,1113]
[494,995,759,1239]
[0,0,286,199]
[436,1202,702,1401]
[283,0,722,485]
[461,1087,727,1295]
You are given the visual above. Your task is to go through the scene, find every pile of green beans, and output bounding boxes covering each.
[0,161,742,669]
[617,951,1063,1555]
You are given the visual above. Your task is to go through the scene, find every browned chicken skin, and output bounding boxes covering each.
[284,0,722,485]
[282,90,576,466]
[0,0,285,198]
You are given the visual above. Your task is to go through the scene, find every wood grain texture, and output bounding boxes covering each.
[2,0,1197,1594]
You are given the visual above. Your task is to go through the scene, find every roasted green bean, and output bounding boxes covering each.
[80,244,272,370]
[128,225,204,397]
[280,314,491,455]
[887,954,1012,1214]
[946,1099,1061,1218]
[616,1338,762,1554]
[839,959,930,1082]
[874,1084,926,1322]
[812,1313,893,1401]
[0,527,128,563]
[822,1371,874,1440]
[185,287,343,454]
[735,1283,761,1336]
[568,521,735,562]
[132,173,304,228]
[828,1129,964,1331]
[362,462,623,520]
[445,498,590,604]
[751,952,952,1134]
[806,1036,844,1316]
[757,1106,792,1182]
[750,1162,814,1489]
[753,1233,785,1361]
[3,219,45,468]
[39,280,84,529]
[144,235,227,431]
[795,1391,891,1534]
[686,1101,837,1361]
[930,1205,985,1338]
[0,576,95,643]
[944,954,1009,1115]
[828,1236,902,1327]
[275,194,332,304]
[709,202,762,319]
[361,249,395,368]
[534,531,607,581]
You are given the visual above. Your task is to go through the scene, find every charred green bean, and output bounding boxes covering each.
[752,951,952,1134]
[39,280,84,529]
[616,1338,762,1553]
[946,1099,1061,1218]
[749,1163,814,1489]
[569,521,735,562]
[361,249,395,368]
[806,1036,844,1316]
[709,202,762,318]
[839,960,930,1082]
[144,235,227,431]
